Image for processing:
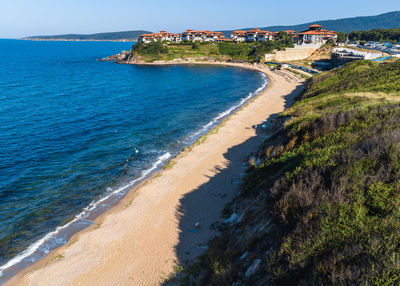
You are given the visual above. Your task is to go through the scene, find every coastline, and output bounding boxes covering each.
[5,62,304,286]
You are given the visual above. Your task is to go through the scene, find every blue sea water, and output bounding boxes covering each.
[0,39,267,280]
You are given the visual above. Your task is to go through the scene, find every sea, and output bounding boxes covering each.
[0,39,267,282]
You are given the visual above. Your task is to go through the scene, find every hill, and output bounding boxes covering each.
[22,30,152,41]
[219,11,400,37]
[22,11,400,41]
[166,60,400,285]
[123,40,294,63]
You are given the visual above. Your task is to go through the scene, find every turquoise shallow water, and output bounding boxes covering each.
[0,39,267,280]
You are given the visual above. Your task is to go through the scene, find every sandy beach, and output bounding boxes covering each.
[6,63,304,286]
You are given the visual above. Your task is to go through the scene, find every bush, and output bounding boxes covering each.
[202,57,400,285]
[131,41,168,55]
[303,60,400,98]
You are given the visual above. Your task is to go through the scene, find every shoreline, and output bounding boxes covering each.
[0,62,268,284]
[5,62,304,286]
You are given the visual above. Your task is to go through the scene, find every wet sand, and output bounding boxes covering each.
[6,63,304,286]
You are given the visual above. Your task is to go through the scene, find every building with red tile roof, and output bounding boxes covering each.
[138,31,182,44]
[231,29,273,42]
[299,24,337,43]
[231,31,247,42]
[182,30,226,42]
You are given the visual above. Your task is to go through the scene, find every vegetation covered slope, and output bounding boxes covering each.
[349,28,400,43]
[129,39,294,63]
[219,11,400,37]
[200,60,400,285]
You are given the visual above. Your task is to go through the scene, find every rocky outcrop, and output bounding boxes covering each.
[245,259,261,278]
[98,50,130,62]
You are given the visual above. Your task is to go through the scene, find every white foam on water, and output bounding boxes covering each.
[184,72,268,143]
[0,70,268,279]
[0,152,171,278]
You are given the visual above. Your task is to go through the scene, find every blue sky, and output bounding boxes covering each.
[1,0,400,38]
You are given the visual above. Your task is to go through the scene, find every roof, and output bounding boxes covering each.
[309,24,322,28]
[299,30,337,36]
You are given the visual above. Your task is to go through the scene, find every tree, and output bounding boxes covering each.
[336,32,347,43]
[191,42,201,50]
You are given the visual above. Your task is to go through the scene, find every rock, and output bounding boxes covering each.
[224,213,238,224]
[98,51,131,62]
[237,213,244,223]
[245,259,261,278]
[239,252,248,260]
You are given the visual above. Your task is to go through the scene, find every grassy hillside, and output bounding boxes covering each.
[129,40,294,63]
[219,11,400,37]
[195,60,400,285]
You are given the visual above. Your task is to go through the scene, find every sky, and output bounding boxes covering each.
[1,0,400,38]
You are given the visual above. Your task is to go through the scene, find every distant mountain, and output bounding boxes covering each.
[22,11,400,41]
[22,30,152,41]
[219,11,400,37]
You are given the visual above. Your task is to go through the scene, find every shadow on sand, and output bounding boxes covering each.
[162,83,303,283]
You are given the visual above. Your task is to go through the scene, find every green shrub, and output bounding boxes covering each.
[131,41,168,55]
[202,58,400,285]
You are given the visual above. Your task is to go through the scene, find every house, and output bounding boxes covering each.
[231,31,247,42]
[232,29,276,42]
[182,29,195,41]
[138,31,182,43]
[169,33,182,43]
[299,24,337,44]
[182,30,226,42]
[257,31,273,41]
[285,30,297,36]
[246,28,261,42]
[138,34,155,44]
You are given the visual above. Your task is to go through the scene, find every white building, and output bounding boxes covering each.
[138,31,181,44]
[257,31,273,41]
[231,29,278,42]
[299,24,337,44]
[245,28,260,42]
[231,31,247,42]
[181,30,226,42]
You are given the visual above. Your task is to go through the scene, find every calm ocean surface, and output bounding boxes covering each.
[0,39,267,280]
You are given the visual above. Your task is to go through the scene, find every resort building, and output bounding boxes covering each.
[231,29,286,43]
[285,30,297,36]
[181,30,226,42]
[231,31,247,42]
[245,28,261,42]
[257,30,274,41]
[138,25,337,45]
[299,24,337,44]
[138,31,181,44]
